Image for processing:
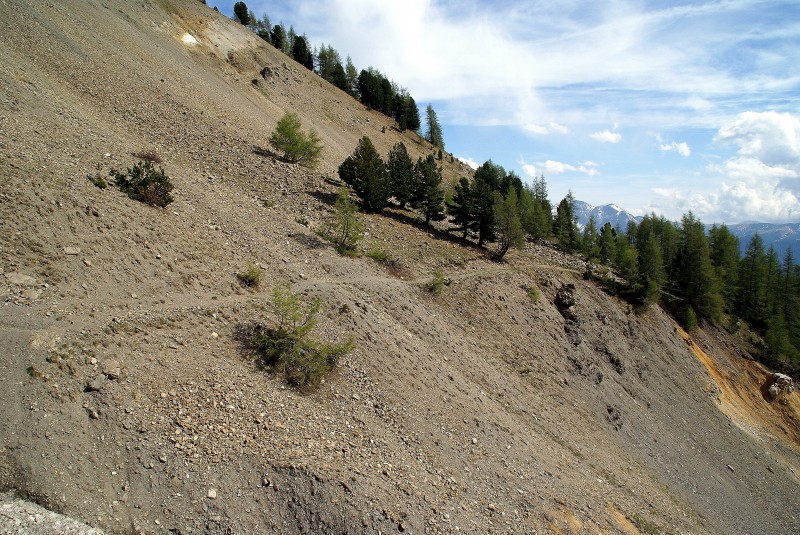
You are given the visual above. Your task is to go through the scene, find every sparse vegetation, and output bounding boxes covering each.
[269,112,323,168]
[251,282,353,389]
[237,261,262,288]
[426,269,447,296]
[527,285,541,303]
[88,172,107,189]
[324,187,364,255]
[109,160,174,207]
[365,244,388,263]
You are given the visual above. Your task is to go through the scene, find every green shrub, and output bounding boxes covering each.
[252,282,352,389]
[269,112,323,168]
[89,173,107,189]
[426,269,447,296]
[324,187,364,255]
[527,285,540,303]
[110,160,174,207]
[237,261,263,288]
[365,244,388,263]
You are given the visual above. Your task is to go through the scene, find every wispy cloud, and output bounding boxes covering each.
[659,141,691,157]
[522,159,599,177]
[524,122,570,135]
[590,130,621,143]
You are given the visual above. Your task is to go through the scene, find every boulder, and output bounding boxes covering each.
[767,373,794,401]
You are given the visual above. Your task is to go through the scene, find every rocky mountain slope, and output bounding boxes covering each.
[1,1,798,533]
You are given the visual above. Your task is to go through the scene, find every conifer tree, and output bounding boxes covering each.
[344,56,358,95]
[270,24,286,52]
[412,155,446,226]
[553,191,580,251]
[582,216,599,260]
[425,105,444,149]
[338,137,390,212]
[737,234,767,325]
[291,35,314,70]
[676,212,722,322]
[598,223,617,265]
[233,1,250,25]
[387,142,414,208]
[493,188,524,261]
[471,178,496,247]
[447,177,474,239]
[638,228,666,306]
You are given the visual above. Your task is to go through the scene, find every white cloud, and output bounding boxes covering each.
[523,122,570,135]
[662,111,800,222]
[590,130,622,143]
[522,159,599,177]
[276,0,799,130]
[457,156,479,170]
[659,141,691,157]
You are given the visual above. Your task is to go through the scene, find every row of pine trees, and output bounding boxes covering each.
[231,2,453,143]
[337,135,799,372]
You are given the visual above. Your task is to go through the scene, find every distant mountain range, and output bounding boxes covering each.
[572,200,799,258]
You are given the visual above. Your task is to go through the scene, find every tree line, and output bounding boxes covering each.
[231,2,446,141]
[336,135,799,372]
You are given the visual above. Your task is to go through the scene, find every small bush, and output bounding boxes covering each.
[323,187,364,256]
[269,112,323,168]
[252,282,352,389]
[365,244,388,263]
[237,261,262,288]
[110,160,174,207]
[426,269,447,296]
[88,173,107,189]
[527,285,540,303]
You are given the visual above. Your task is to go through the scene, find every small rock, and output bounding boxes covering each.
[21,288,41,300]
[64,246,81,255]
[727,464,735,472]
[207,488,217,499]
[488,503,496,511]
[102,359,122,379]
[471,438,478,445]
[211,332,218,338]
[85,374,106,392]
[4,272,36,286]
[88,409,100,419]
[83,259,92,267]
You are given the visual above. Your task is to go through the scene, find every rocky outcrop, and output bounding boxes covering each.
[767,373,794,402]
[555,284,581,345]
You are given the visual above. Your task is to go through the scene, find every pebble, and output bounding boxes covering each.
[64,246,81,255]
[207,489,217,499]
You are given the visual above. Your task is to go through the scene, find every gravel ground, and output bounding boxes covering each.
[0,1,797,533]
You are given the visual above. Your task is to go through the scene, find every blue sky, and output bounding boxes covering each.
[213,0,800,224]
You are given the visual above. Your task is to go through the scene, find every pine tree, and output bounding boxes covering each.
[447,177,474,239]
[638,228,666,306]
[338,137,390,212]
[553,192,579,251]
[676,212,722,323]
[412,155,446,226]
[386,142,414,208]
[425,105,444,149]
[582,216,599,260]
[233,2,250,25]
[737,234,767,325]
[291,35,314,70]
[472,178,496,247]
[598,223,617,265]
[344,56,358,95]
[709,224,740,311]
[270,24,286,52]
[493,188,524,261]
